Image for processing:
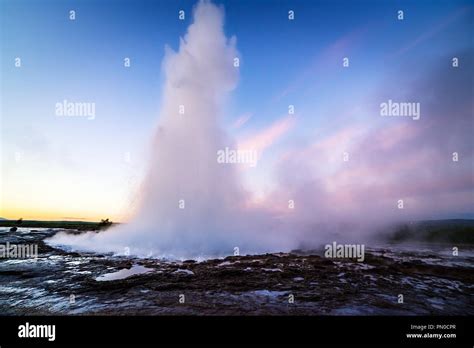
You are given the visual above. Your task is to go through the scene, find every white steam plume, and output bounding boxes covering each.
[47,0,293,259]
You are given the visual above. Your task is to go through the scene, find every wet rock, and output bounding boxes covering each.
[0,228,473,315]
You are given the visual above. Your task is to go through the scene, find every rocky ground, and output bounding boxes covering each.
[0,228,473,315]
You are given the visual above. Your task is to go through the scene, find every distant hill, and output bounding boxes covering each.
[0,219,116,231]
[387,219,474,244]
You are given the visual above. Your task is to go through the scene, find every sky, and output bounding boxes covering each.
[1,0,473,222]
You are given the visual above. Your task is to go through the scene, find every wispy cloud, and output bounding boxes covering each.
[232,112,253,129]
[238,116,295,157]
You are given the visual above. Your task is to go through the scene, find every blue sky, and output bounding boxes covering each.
[1,0,472,221]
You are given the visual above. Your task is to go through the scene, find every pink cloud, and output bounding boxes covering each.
[232,112,253,129]
[238,116,295,156]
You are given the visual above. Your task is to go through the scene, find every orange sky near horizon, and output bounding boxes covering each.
[0,205,125,222]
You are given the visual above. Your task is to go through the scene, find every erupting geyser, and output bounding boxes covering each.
[47,0,290,259]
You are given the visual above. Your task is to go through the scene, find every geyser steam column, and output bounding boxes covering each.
[128,0,245,258]
[49,0,266,259]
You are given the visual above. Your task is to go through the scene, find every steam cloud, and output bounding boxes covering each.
[48,0,293,259]
[47,1,473,259]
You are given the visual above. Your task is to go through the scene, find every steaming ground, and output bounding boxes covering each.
[47,1,295,259]
[4,227,474,315]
